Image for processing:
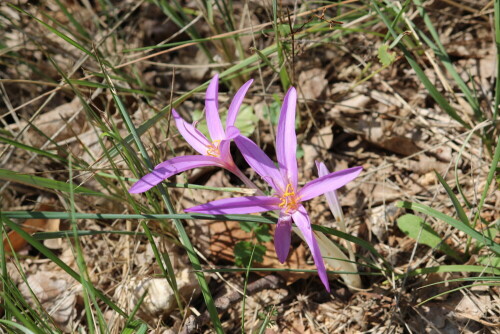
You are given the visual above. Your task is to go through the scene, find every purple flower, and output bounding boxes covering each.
[129,75,253,193]
[185,87,363,291]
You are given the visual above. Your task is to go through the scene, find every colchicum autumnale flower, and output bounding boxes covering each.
[129,75,253,193]
[185,87,363,291]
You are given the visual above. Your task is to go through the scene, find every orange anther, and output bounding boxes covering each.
[278,183,300,213]
[206,140,221,157]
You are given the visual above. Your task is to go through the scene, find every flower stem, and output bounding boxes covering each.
[230,167,265,196]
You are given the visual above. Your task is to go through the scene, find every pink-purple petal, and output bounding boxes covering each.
[316,161,343,220]
[274,216,292,263]
[276,87,298,188]
[298,166,363,202]
[205,75,226,141]
[172,109,210,155]
[218,139,233,167]
[185,196,281,214]
[226,79,253,129]
[233,135,285,192]
[292,206,330,292]
[225,125,240,140]
[129,155,222,194]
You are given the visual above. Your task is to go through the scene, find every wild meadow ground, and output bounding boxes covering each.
[0,0,499,333]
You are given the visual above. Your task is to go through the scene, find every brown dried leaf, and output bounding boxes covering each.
[3,202,60,252]
[208,220,314,284]
[26,97,85,145]
[298,68,328,100]
[19,270,78,331]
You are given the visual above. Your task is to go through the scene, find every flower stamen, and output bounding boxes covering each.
[206,140,221,157]
[278,183,300,213]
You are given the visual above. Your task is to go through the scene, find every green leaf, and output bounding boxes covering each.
[396,201,500,255]
[296,146,304,159]
[477,255,500,268]
[192,104,257,138]
[377,44,396,66]
[234,105,258,137]
[239,221,256,233]
[264,100,282,126]
[397,214,465,261]
[234,241,266,267]
[255,224,272,243]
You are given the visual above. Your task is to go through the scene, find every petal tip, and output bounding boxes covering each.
[171,108,181,118]
[128,182,149,194]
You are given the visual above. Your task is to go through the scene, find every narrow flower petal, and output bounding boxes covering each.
[274,215,292,263]
[299,166,363,202]
[226,79,254,129]
[218,139,233,166]
[185,196,281,214]
[205,75,226,141]
[292,206,330,292]
[129,155,222,194]
[233,135,285,192]
[225,125,240,140]
[172,109,210,155]
[316,161,343,220]
[276,87,298,188]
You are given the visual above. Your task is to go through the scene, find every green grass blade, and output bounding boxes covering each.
[396,201,500,255]
[412,0,481,120]
[33,230,147,240]
[1,216,128,318]
[68,158,107,333]
[3,211,385,267]
[434,171,470,227]
[257,306,275,334]
[454,129,475,209]
[201,267,381,275]
[0,169,110,198]
[416,283,500,307]
[0,317,39,334]
[273,0,291,90]
[122,319,148,334]
[98,54,223,332]
[371,1,470,128]
[0,135,67,163]
[471,134,500,228]
[8,4,94,59]
[400,264,500,277]
[1,211,276,223]
[141,222,184,313]
[53,0,90,40]
[420,276,500,288]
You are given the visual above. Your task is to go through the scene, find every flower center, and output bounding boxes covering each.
[278,183,300,214]
[206,140,221,157]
